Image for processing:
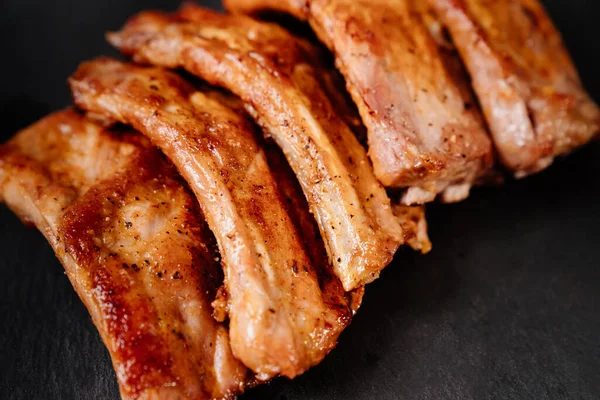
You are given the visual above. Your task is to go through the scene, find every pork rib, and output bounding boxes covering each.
[429,0,600,175]
[69,59,354,380]
[224,0,494,204]
[106,6,404,291]
[263,142,365,314]
[0,110,247,399]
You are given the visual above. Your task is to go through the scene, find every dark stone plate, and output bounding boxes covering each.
[1,1,598,399]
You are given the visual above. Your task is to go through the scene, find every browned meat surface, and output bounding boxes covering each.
[69,59,354,380]
[0,110,247,399]
[317,66,433,254]
[418,2,484,124]
[224,0,494,204]
[430,0,600,176]
[263,142,365,314]
[393,205,432,254]
[107,6,404,291]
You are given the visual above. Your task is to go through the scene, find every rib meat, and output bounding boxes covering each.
[106,6,404,291]
[263,142,365,314]
[429,0,600,175]
[69,59,354,380]
[224,0,494,203]
[0,110,247,399]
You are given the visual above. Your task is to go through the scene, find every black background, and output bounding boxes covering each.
[1,1,600,399]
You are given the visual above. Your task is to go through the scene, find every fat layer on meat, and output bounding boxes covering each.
[0,110,247,399]
[106,6,404,291]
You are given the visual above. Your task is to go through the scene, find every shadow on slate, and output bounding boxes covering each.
[0,0,599,399]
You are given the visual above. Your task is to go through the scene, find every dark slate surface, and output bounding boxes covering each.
[1,1,599,399]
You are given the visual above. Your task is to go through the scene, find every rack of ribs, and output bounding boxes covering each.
[69,58,355,380]
[0,110,247,399]
[223,0,494,203]
[105,5,405,291]
[429,0,600,176]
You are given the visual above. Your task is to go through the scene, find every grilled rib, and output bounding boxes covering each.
[224,0,494,204]
[0,110,247,400]
[106,6,404,291]
[69,59,354,380]
[263,142,365,314]
[309,54,433,256]
[429,0,600,176]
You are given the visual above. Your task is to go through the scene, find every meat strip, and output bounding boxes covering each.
[69,59,354,380]
[107,6,404,291]
[224,0,494,203]
[0,110,247,399]
[429,0,600,176]
[263,142,365,314]
[312,56,433,256]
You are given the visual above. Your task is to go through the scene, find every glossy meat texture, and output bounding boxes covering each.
[107,6,404,291]
[0,110,247,400]
[314,61,434,256]
[69,59,354,380]
[430,0,600,176]
[263,143,364,314]
[224,0,494,204]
